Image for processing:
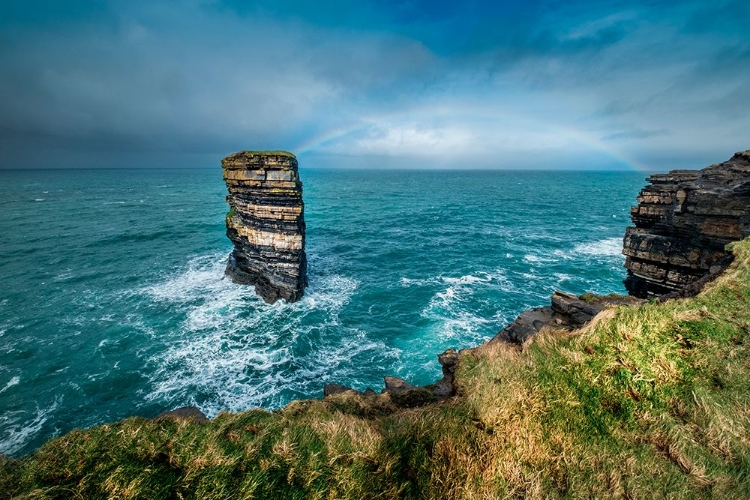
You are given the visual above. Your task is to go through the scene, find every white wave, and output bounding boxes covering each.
[552,249,573,260]
[142,253,247,304]
[0,397,61,456]
[404,271,511,290]
[573,237,623,257]
[442,274,492,286]
[0,376,20,394]
[418,272,507,343]
[140,253,390,416]
[429,310,493,342]
[426,275,482,311]
[399,276,441,287]
[554,272,572,282]
[34,198,44,202]
[523,253,557,263]
[52,270,74,282]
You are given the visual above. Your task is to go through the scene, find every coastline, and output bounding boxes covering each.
[2,152,749,498]
[3,237,749,498]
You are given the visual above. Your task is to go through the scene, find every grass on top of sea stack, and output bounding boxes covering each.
[2,240,750,499]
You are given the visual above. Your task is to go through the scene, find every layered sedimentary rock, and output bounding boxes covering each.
[222,151,307,303]
[494,291,642,344]
[623,151,750,298]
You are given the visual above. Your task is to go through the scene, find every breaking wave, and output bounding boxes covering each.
[141,253,398,416]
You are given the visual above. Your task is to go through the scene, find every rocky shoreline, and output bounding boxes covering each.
[160,150,750,423]
[289,150,747,411]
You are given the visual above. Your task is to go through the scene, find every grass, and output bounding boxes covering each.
[235,150,297,159]
[2,239,750,499]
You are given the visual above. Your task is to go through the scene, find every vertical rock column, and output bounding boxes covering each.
[222,151,307,303]
[623,150,750,298]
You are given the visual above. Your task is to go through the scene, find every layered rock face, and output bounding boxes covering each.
[623,151,750,298]
[222,151,307,303]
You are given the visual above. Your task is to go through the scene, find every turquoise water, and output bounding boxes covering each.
[0,168,644,456]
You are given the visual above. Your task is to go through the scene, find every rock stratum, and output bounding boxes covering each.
[493,291,643,345]
[223,151,307,303]
[623,150,750,298]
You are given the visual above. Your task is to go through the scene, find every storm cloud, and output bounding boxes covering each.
[0,0,748,169]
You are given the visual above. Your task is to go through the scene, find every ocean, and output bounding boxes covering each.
[0,167,645,457]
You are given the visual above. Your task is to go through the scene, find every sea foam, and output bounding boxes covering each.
[141,252,397,416]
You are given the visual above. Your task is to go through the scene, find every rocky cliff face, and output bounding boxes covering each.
[623,151,750,298]
[222,151,307,303]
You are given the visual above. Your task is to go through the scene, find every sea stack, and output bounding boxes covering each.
[623,150,750,298]
[222,151,307,303]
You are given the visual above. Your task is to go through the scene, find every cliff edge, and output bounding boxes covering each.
[5,238,749,498]
[222,151,307,303]
[623,150,750,298]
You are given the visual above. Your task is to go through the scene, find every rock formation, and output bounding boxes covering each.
[623,151,750,298]
[494,291,642,344]
[322,349,459,409]
[222,151,307,303]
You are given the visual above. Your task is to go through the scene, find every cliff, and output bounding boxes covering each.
[222,151,307,303]
[623,150,750,298]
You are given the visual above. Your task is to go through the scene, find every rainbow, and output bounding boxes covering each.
[292,104,651,172]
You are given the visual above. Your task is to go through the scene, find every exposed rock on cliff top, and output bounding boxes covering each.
[222,151,307,303]
[623,150,750,298]
[493,291,642,344]
[322,348,459,411]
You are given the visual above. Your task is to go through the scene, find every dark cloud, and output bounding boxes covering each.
[0,0,748,169]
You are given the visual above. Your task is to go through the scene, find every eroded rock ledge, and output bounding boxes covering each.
[493,291,643,344]
[322,349,459,410]
[623,150,750,298]
[222,151,307,303]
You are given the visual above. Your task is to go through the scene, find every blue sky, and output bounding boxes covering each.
[0,0,748,169]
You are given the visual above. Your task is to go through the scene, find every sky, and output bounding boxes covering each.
[0,0,748,170]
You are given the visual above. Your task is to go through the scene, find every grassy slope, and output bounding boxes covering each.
[2,240,750,499]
